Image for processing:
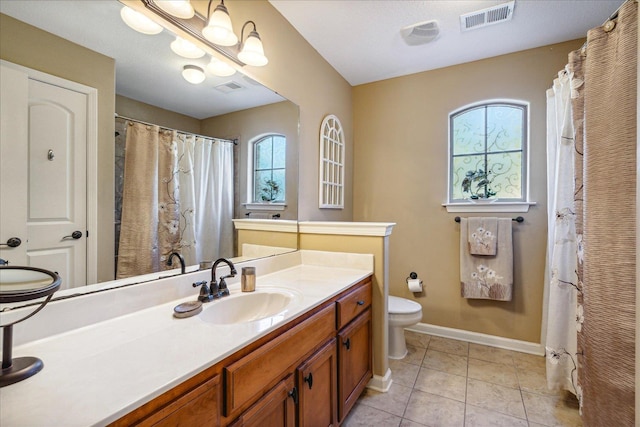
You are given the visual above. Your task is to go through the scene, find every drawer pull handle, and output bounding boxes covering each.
[288,387,298,404]
[343,338,351,350]
[357,300,365,306]
[304,372,313,389]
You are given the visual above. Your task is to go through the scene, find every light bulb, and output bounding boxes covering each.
[120,6,163,35]
[155,0,195,19]
[207,57,236,77]
[170,37,205,59]
[182,65,205,84]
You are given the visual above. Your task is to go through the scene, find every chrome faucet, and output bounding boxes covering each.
[210,258,237,299]
[167,252,186,275]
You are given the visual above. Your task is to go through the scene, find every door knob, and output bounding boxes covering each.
[62,231,83,240]
[0,237,21,248]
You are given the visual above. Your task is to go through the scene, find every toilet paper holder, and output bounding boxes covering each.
[406,272,423,292]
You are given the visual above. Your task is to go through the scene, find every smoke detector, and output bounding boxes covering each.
[460,1,515,32]
[401,20,440,46]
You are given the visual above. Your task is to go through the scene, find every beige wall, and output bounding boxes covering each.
[0,14,116,283]
[202,101,299,220]
[116,95,201,135]
[353,39,584,343]
[194,0,354,222]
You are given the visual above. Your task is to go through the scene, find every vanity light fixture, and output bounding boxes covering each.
[120,5,163,35]
[139,0,269,67]
[202,0,238,47]
[170,36,206,58]
[182,65,206,84]
[207,57,236,77]
[237,21,268,67]
[155,0,194,19]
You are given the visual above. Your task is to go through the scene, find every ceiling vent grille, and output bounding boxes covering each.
[400,20,440,46]
[214,81,245,94]
[460,1,515,32]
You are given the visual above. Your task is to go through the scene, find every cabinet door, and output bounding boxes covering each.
[337,308,372,422]
[132,375,220,427]
[232,375,296,427]
[297,339,337,427]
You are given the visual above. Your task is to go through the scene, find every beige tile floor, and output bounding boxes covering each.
[343,331,582,427]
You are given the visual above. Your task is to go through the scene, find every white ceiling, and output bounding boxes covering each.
[0,0,285,119]
[269,0,625,86]
[0,0,625,114]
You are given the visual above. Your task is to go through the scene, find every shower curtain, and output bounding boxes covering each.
[117,121,179,278]
[117,121,234,278]
[545,69,579,396]
[545,1,637,424]
[175,133,234,267]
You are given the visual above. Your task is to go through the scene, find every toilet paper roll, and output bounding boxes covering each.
[407,278,423,292]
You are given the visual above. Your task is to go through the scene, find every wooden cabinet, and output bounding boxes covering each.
[337,308,372,422]
[296,339,338,427]
[112,277,372,427]
[224,304,336,419]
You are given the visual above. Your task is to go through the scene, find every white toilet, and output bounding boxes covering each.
[388,295,423,359]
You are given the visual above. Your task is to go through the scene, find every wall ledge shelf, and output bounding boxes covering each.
[443,201,536,213]
[298,221,396,237]
[232,219,298,233]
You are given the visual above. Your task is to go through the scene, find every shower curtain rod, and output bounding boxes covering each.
[115,113,237,145]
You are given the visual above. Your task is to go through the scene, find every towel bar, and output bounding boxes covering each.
[455,216,524,223]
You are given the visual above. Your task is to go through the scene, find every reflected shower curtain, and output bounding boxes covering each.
[175,134,234,267]
[117,122,180,278]
[117,123,234,278]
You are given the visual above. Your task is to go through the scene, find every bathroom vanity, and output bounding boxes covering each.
[0,250,373,426]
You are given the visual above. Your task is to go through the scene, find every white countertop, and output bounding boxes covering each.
[0,250,373,426]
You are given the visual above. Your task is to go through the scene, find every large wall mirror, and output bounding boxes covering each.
[0,0,299,298]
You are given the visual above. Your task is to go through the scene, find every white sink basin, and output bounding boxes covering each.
[199,288,302,324]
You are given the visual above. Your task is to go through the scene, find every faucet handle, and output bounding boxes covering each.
[193,281,213,302]
[217,274,233,297]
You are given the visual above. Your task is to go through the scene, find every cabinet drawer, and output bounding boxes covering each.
[336,280,371,330]
[224,304,336,417]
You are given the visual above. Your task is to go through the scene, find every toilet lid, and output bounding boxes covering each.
[388,295,422,314]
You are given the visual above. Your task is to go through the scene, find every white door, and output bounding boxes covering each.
[0,64,88,290]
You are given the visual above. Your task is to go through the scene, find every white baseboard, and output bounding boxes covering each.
[406,322,545,356]
[367,368,392,392]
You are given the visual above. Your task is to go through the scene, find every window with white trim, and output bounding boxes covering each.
[449,101,528,203]
[252,134,286,203]
[319,114,345,209]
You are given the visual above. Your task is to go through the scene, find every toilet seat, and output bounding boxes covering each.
[388,295,421,314]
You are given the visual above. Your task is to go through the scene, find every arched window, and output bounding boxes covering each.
[449,100,528,203]
[252,134,286,203]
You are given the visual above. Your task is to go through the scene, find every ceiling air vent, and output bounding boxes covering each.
[401,20,439,46]
[214,81,245,94]
[460,1,515,32]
